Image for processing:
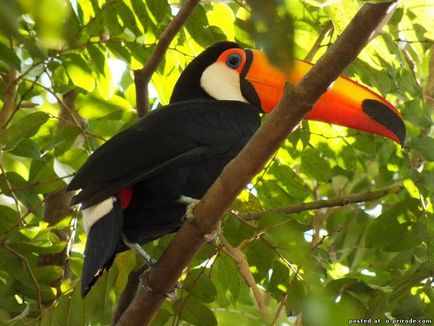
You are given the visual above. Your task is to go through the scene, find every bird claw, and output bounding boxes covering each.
[140,272,180,301]
[180,198,221,243]
[122,234,156,267]
[203,221,221,244]
[181,198,200,223]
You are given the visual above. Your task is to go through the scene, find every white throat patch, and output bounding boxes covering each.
[200,62,248,103]
[82,196,116,234]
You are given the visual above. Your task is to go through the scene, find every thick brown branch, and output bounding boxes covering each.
[238,184,403,221]
[0,69,19,131]
[117,2,397,325]
[134,0,200,117]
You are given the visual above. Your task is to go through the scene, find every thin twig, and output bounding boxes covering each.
[134,0,200,116]
[0,68,19,131]
[22,78,101,144]
[238,184,403,221]
[304,21,333,62]
[0,189,61,242]
[0,154,22,217]
[5,243,43,314]
[220,235,268,320]
[271,267,301,325]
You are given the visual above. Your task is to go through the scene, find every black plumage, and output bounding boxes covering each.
[68,100,260,295]
[69,41,261,296]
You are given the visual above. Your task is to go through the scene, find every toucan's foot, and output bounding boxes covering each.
[177,195,199,206]
[122,234,156,267]
[180,197,220,243]
[181,198,200,222]
[203,221,221,244]
[140,272,179,301]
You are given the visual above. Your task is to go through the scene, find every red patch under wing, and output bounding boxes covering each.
[118,187,133,209]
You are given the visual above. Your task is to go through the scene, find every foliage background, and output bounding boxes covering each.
[0,0,433,325]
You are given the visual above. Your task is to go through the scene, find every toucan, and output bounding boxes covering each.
[67,41,405,296]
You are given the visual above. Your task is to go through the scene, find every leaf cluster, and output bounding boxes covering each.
[0,0,432,325]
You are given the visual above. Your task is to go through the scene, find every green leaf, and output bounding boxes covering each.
[84,266,118,324]
[103,3,123,36]
[173,297,217,326]
[285,279,306,316]
[130,0,149,32]
[41,284,85,326]
[115,1,142,36]
[301,147,333,182]
[107,43,131,64]
[77,93,131,119]
[151,309,171,326]
[184,5,211,46]
[244,0,294,69]
[184,269,217,303]
[402,100,432,129]
[365,199,423,250]
[34,265,64,284]
[86,44,107,75]
[9,139,42,158]
[64,53,95,92]
[146,0,171,25]
[268,259,290,299]
[0,205,19,232]
[246,240,275,282]
[269,162,310,201]
[0,112,49,151]
[409,136,434,161]
[7,228,66,254]
[0,43,20,70]
[213,255,241,305]
[29,157,66,194]
[0,172,42,216]
[43,126,82,156]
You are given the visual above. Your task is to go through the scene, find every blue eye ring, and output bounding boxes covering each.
[226,53,242,69]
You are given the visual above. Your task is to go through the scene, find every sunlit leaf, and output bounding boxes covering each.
[64,53,95,92]
[0,43,21,70]
[0,112,49,151]
[409,136,434,162]
[174,297,217,326]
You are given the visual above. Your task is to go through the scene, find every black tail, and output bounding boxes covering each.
[81,199,123,297]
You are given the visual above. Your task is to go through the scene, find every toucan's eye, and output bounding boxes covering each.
[226,53,242,69]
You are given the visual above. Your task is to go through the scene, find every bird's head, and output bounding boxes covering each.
[170,42,405,145]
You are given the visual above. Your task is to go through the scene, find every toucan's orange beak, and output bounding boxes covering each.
[239,50,406,145]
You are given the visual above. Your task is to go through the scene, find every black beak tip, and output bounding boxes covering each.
[362,99,406,146]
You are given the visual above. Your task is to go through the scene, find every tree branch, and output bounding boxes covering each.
[117,2,397,324]
[424,45,434,108]
[220,235,268,320]
[37,90,79,305]
[134,0,200,117]
[0,68,19,131]
[304,21,333,62]
[112,265,148,325]
[238,184,403,221]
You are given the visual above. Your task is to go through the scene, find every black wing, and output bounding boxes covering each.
[68,100,260,207]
